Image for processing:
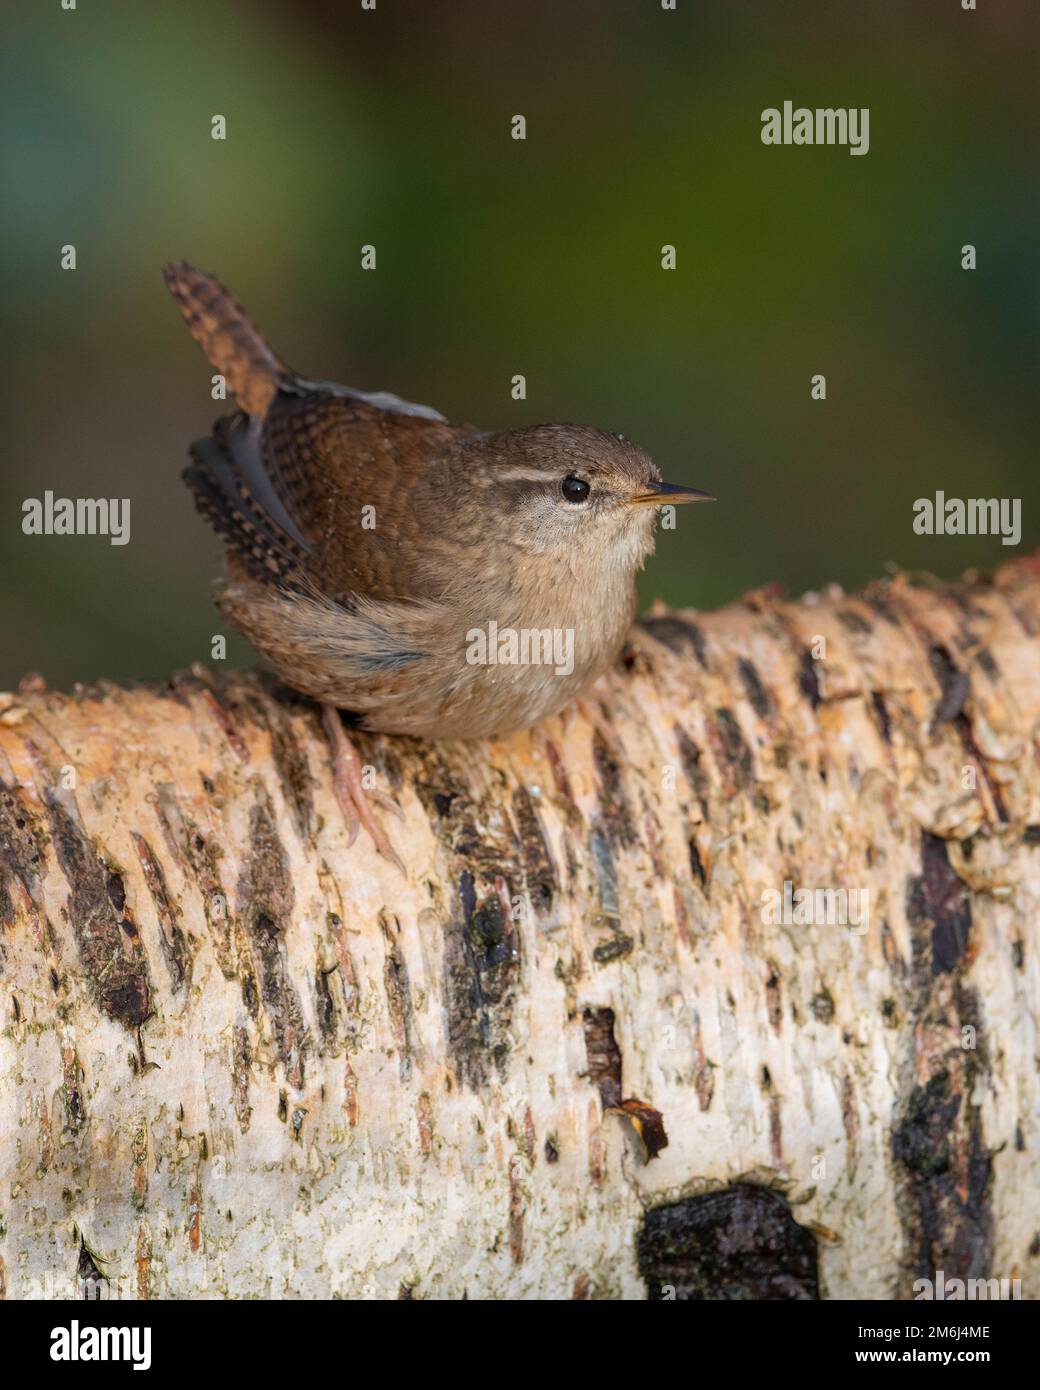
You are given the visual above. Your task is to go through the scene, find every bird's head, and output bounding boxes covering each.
[449,424,714,577]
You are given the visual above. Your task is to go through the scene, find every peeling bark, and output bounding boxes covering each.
[1,557,1039,1299]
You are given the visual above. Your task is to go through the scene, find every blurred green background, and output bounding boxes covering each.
[2,0,1037,689]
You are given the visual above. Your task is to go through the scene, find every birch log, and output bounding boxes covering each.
[1,556,1039,1301]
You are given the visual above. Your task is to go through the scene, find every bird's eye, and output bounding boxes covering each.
[561,475,590,504]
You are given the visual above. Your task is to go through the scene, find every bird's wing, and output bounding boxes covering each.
[184,385,469,603]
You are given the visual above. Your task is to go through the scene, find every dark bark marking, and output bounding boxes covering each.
[588,822,621,929]
[131,832,192,992]
[236,790,306,1089]
[737,658,773,720]
[155,785,237,979]
[77,1240,109,1300]
[893,829,994,1288]
[688,837,706,888]
[797,650,822,709]
[0,876,10,945]
[593,933,634,965]
[510,786,557,919]
[413,754,522,1090]
[315,965,338,1044]
[692,1021,716,1111]
[231,1025,252,1133]
[764,962,782,1035]
[841,1072,859,1173]
[44,795,152,1031]
[62,1045,85,1133]
[928,644,970,728]
[837,608,873,636]
[869,691,893,744]
[442,870,520,1090]
[0,780,47,926]
[509,1159,524,1264]
[592,731,637,848]
[863,589,902,626]
[582,1007,623,1110]
[638,1186,819,1300]
[639,614,708,667]
[907,834,972,977]
[709,708,754,795]
[892,1071,993,1283]
[976,648,1000,680]
[810,988,835,1025]
[381,915,415,1082]
[675,727,711,821]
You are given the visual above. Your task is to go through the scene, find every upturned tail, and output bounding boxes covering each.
[163,261,287,415]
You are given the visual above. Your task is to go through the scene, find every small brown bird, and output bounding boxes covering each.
[164,262,713,867]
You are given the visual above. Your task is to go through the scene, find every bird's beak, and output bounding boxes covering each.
[628,481,716,508]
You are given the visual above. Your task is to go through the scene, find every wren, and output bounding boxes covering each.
[164,262,713,867]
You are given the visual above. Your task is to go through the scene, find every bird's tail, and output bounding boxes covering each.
[163,261,288,416]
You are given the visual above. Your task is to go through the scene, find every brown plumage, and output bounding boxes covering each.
[165,262,713,861]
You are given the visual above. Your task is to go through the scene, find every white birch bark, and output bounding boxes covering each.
[1,557,1038,1299]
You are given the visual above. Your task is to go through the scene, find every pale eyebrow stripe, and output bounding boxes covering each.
[493,467,563,483]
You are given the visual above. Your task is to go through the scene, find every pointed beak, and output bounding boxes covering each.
[628,481,716,508]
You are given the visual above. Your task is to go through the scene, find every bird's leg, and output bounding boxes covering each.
[321,705,406,876]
